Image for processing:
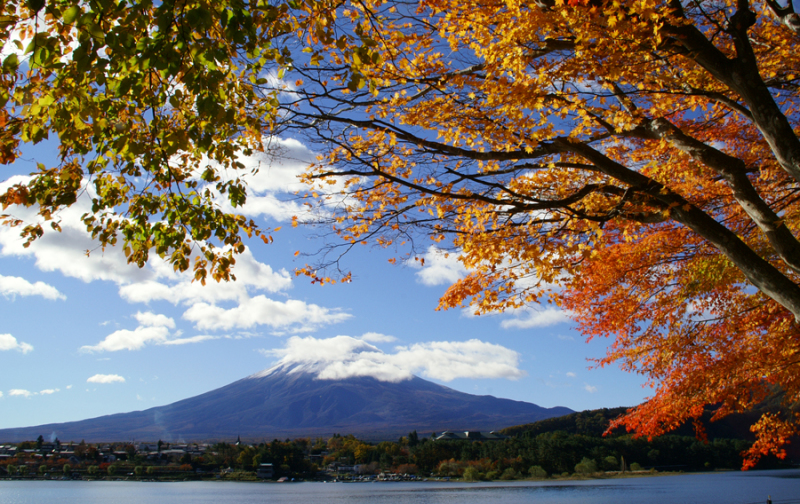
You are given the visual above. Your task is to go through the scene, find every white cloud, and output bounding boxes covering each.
[87,374,125,384]
[80,311,218,351]
[66,385,73,389]
[0,333,34,354]
[0,391,3,398]
[39,388,59,395]
[411,246,467,286]
[134,311,176,329]
[359,332,397,343]
[1,145,353,348]
[0,274,65,300]
[500,307,571,329]
[183,296,351,332]
[584,384,598,393]
[0,176,153,285]
[390,340,526,382]
[0,178,294,308]
[9,389,32,397]
[566,372,576,378]
[202,137,322,222]
[81,325,172,353]
[118,247,292,306]
[261,335,525,382]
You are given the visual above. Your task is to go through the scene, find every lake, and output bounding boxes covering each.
[2,469,799,504]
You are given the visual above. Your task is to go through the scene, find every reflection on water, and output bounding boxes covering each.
[2,469,800,504]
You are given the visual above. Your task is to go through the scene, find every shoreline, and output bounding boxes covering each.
[0,469,730,484]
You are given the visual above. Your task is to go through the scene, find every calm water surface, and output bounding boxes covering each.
[2,469,800,504]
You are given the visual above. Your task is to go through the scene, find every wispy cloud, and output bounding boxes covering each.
[161,335,217,345]
[80,312,220,352]
[358,332,397,343]
[86,374,125,384]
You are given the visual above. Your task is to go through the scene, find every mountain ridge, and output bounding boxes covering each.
[0,366,572,442]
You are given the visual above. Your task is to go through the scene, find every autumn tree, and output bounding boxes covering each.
[3,0,800,469]
[273,0,800,467]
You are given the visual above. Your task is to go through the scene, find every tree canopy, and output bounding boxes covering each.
[3,0,800,468]
[280,0,800,468]
[0,0,302,281]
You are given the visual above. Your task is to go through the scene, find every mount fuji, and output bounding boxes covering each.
[0,364,572,442]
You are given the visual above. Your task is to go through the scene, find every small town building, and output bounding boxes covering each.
[256,463,274,479]
[434,431,508,441]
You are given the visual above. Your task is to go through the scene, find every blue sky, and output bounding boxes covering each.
[0,136,650,432]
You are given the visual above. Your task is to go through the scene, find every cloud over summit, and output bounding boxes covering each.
[260,335,525,383]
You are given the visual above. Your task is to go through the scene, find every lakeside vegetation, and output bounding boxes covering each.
[1,409,789,482]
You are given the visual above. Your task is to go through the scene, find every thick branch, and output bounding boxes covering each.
[564,139,800,321]
[635,117,800,274]
[291,112,569,161]
[663,11,800,184]
[763,0,800,33]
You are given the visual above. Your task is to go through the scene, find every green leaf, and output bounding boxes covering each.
[115,77,131,97]
[0,15,15,30]
[32,46,50,67]
[88,22,106,44]
[63,6,81,24]
[2,53,19,73]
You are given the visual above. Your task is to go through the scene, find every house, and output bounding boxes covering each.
[256,463,274,479]
[327,462,356,474]
[160,449,188,462]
